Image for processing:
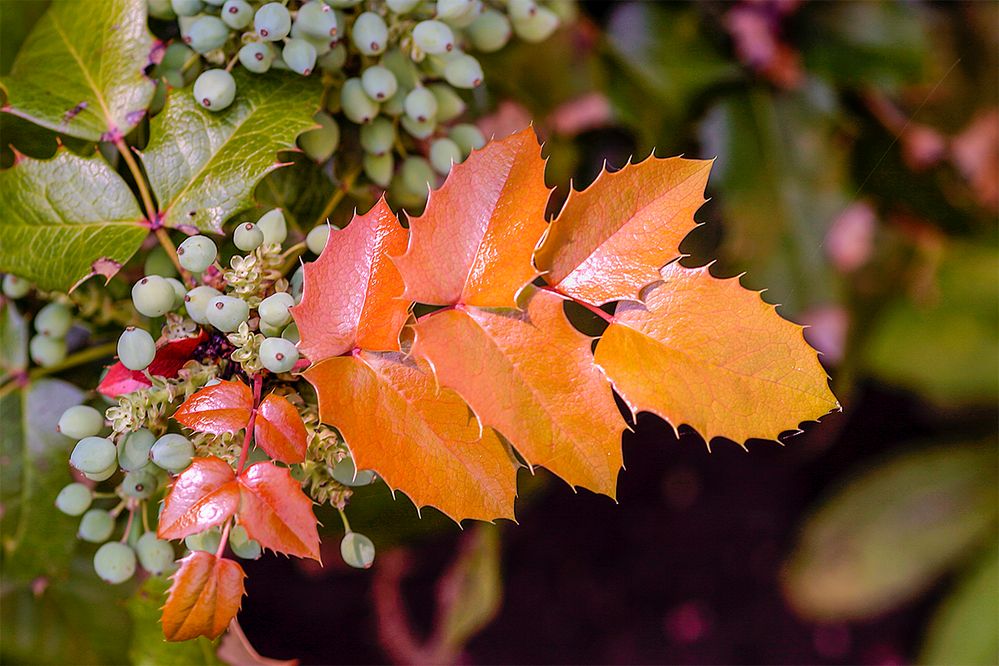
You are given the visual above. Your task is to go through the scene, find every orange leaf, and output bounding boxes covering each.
[162,551,246,641]
[173,379,253,435]
[535,157,712,305]
[237,462,321,561]
[305,351,517,522]
[413,288,624,496]
[158,457,239,540]
[393,127,550,308]
[594,263,839,444]
[254,394,308,464]
[293,197,411,360]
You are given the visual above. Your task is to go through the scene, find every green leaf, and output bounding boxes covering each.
[0,300,29,375]
[920,544,999,666]
[0,0,156,142]
[865,242,999,405]
[0,150,147,291]
[783,442,998,621]
[439,525,503,652]
[128,577,222,666]
[143,71,322,233]
[254,152,335,231]
[0,379,85,582]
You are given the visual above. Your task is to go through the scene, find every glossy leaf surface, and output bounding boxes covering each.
[595,263,838,444]
[162,551,245,642]
[393,127,550,307]
[173,380,253,435]
[253,394,308,465]
[158,457,239,540]
[236,462,320,561]
[293,198,410,360]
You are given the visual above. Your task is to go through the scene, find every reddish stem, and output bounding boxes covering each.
[540,285,615,324]
[216,520,232,559]
[119,506,136,543]
[235,374,264,475]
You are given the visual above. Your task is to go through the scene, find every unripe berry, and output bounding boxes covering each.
[386,0,420,12]
[184,15,229,53]
[283,38,317,76]
[136,532,176,575]
[58,405,104,439]
[429,137,463,175]
[467,9,511,52]
[132,275,176,317]
[360,65,398,101]
[404,87,437,123]
[71,436,117,475]
[94,542,136,584]
[79,509,115,543]
[170,0,203,17]
[508,0,538,22]
[233,222,264,251]
[359,117,396,156]
[341,78,379,124]
[2,274,30,299]
[206,295,249,332]
[260,336,299,373]
[151,433,194,473]
[306,225,330,255]
[400,114,436,140]
[117,327,156,371]
[148,0,177,20]
[84,461,118,482]
[399,157,436,197]
[258,292,295,328]
[165,278,186,309]
[449,123,486,156]
[282,322,300,344]
[185,527,222,553]
[177,235,218,273]
[290,266,305,303]
[352,12,388,56]
[254,2,291,40]
[512,5,559,42]
[183,285,222,325]
[412,20,455,54]
[332,456,376,486]
[193,68,236,111]
[118,428,155,472]
[221,0,253,29]
[55,483,92,516]
[341,531,375,568]
[363,152,394,187]
[228,524,262,560]
[34,302,72,337]
[381,88,407,117]
[298,112,340,162]
[429,83,466,122]
[444,54,483,88]
[238,42,275,73]
[29,335,67,367]
[256,209,287,245]
[318,43,348,72]
[437,0,475,21]
[121,470,158,500]
[295,1,338,38]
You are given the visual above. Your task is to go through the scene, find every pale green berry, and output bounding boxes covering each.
[233,222,264,251]
[429,83,466,123]
[144,246,177,278]
[332,456,376,486]
[177,234,218,272]
[184,15,229,53]
[363,152,394,187]
[444,54,483,88]
[151,434,194,473]
[256,209,287,245]
[84,461,119,482]
[194,68,236,111]
[121,470,158,500]
[260,337,299,373]
[399,157,436,196]
[299,111,340,162]
[117,327,156,371]
[118,428,155,472]
[259,319,283,337]
[58,405,104,439]
[386,0,420,12]
[171,0,203,17]
[148,0,177,20]
[352,12,388,56]
[290,266,305,303]
[429,137,463,175]
[165,278,186,309]
[183,285,222,325]
[450,123,486,156]
[221,0,253,29]
[229,524,262,560]
[404,87,437,123]
[281,322,300,343]
[2,274,30,299]
[360,117,396,156]
[238,41,275,73]
[71,436,116,474]
[94,542,137,584]
[55,483,92,516]
[132,275,176,317]
[79,509,115,543]
[185,526,222,553]
[381,87,407,117]
[412,19,455,54]
[296,0,338,38]
[136,532,175,575]
[467,9,511,52]
[341,532,375,568]
[513,6,559,42]
[341,77,379,124]
[29,335,67,367]
[206,295,249,332]
[283,38,317,75]
[401,114,436,140]
[437,0,474,21]
[325,0,360,6]
[442,0,481,28]
[508,0,538,22]
[361,66,398,102]
[255,2,291,40]
[258,292,295,328]
[306,225,330,255]
[34,302,72,338]
[318,43,348,72]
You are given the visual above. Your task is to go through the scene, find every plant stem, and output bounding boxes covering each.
[313,166,361,228]
[154,228,195,287]
[0,341,118,399]
[216,520,232,558]
[337,507,352,533]
[141,501,151,534]
[235,374,264,475]
[120,506,136,543]
[115,138,156,222]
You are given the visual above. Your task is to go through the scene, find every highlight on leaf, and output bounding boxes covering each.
[173,379,253,435]
[157,457,238,541]
[253,394,308,464]
[162,551,246,642]
[236,462,321,561]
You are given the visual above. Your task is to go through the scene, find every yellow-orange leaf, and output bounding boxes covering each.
[393,127,550,308]
[413,288,624,496]
[594,263,839,444]
[293,197,410,360]
[535,157,712,305]
[304,351,517,522]
[162,551,245,642]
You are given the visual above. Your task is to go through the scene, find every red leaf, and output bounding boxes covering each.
[158,457,239,540]
[254,394,308,464]
[173,379,253,435]
[98,332,207,398]
[237,462,321,561]
[162,551,245,641]
[293,197,411,361]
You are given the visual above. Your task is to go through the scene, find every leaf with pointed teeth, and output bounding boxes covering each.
[162,551,245,641]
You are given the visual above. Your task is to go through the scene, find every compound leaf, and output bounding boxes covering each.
[158,457,239,541]
[173,380,253,436]
[236,462,320,560]
[253,394,308,465]
[162,551,245,642]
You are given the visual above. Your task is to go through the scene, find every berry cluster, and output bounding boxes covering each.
[148,0,564,204]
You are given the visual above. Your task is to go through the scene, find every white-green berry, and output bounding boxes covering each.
[151,433,194,472]
[2,274,31,299]
[70,436,117,475]
[183,285,222,325]
[260,336,299,373]
[58,405,104,439]
[206,295,249,332]
[258,292,295,328]
[306,225,330,255]
[256,209,288,245]
[117,327,156,371]
[55,483,92,516]
[177,235,218,273]
[94,542,136,584]
[233,222,264,251]
[79,509,115,543]
[136,532,176,575]
[34,302,72,337]
[193,68,236,111]
[132,275,177,318]
[340,531,375,568]
[29,334,67,367]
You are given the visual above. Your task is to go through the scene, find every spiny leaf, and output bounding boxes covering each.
[413,288,624,496]
[0,0,156,142]
[253,394,308,465]
[142,71,321,233]
[0,150,146,291]
[293,197,410,360]
[158,457,239,540]
[305,351,517,522]
[594,262,838,444]
[535,156,712,305]
[236,462,320,561]
[162,551,245,642]
[393,127,550,308]
[173,380,253,435]
[98,332,207,398]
